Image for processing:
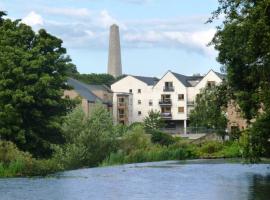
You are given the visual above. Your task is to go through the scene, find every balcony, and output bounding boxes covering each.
[117,102,127,107]
[163,86,174,92]
[159,99,172,106]
[118,114,127,120]
[161,112,172,119]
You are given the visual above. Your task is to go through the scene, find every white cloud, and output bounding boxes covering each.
[96,10,126,29]
[44,7,91,17]
[22,8,216,56]
[22,11,44,26]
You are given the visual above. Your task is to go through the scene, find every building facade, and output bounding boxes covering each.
[64,78,113,116]
[111,70,224,134]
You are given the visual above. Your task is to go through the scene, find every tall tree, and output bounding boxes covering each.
[0,13,76,157]
[210,0,270,159]
[189,84,228,136]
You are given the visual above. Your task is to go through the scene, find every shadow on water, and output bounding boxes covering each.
[248,174,270,200]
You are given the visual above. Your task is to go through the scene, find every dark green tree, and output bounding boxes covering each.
[0,13,76,157]
[72,73,116,86]
[189,85,228,136]
[210,0,270,159]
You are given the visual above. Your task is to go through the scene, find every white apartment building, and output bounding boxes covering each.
[111,70,225,134]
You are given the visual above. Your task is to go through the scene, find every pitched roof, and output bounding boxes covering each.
[171,72,203,87]
[132,75,159,85]
[67,78,103,102]
[85,84,113,93]
[214,71,226,80]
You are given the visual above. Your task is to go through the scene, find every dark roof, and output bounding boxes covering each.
[85,84,113,93]
[214,71,226,80]
[67,78,103,102]
[132,75,159,85]
[171,72,203,87]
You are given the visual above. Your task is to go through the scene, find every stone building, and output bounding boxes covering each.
[64,78,113,115]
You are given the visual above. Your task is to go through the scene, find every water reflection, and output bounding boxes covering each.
[248,175,270,200]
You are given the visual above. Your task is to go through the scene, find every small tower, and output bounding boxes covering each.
[107,24,122,78]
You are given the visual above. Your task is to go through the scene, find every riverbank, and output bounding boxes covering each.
[0,137,244,177]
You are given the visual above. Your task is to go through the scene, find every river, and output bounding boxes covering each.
[1,159,270,200]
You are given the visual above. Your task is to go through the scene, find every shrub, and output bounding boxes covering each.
[150,130,176,146]
[0,141,61,177]
[199,141,223,155]
[120,125,152,154]
[55,104,118,169]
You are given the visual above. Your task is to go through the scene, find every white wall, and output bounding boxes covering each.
[111,70,223,124]
[152,71,187,120]
[111,76,153,123]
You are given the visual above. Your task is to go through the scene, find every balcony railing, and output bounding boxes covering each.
[159,99,172,105]
[187,101,195,106]
[161,112,172,119]
[163,86,174,92]
[118,114,126,119]
[117,102,127,107]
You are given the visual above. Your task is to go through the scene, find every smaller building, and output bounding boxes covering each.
[64,78,113,115]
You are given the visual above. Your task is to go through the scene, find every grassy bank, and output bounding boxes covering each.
[0,141,61,177]
[0,106,243,177]
[101,138,242,166]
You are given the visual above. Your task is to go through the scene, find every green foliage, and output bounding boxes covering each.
[0,141,61,177]
[239,113,270,162]
[150,130,176,146]
[198,140,241,158]
[0,13,76,157]
[53,104,117,169]
[119,125,152,154]
[72,73,115,86]
[189,85,228,136]
[211,0,270,160]
[102,144,198,166]
[143,110,165,132]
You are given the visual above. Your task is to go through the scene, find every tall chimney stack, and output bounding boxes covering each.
[107,24,122,78]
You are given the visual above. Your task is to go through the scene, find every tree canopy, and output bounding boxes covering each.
[189,84,228,136]
[211,0,270,159]
[0,13,76,157]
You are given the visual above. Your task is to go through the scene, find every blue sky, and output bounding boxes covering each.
[1,0,222,77]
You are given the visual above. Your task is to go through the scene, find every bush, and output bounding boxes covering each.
[120,125,152,154]
[150,130,176,146]
[54,104,118,169]
[0,141,60,177]
[199,141,223,155]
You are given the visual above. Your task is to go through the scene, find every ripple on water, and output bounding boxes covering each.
[0,159,270,200]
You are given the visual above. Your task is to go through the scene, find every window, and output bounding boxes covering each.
[178,94,184,100]
[178,107,184,113]
[207,81,216,87]
[118,97,124,103]
[138,111,142,115]
[138,100,141,105]
[165,82,173,87]
[138,89,141,93]
[149,100,153,106]
[164,82,174,91]
[129,89,132,93]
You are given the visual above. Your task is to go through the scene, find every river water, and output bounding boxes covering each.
[1,159,270,200]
